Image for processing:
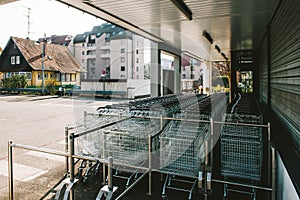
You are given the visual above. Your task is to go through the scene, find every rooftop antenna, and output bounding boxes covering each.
[23,6,31,39]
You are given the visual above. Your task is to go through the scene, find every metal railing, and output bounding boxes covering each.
[7,114,276,200]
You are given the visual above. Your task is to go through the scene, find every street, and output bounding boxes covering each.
[0,94,123,199]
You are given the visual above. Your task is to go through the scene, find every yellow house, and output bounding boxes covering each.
[0,36,85,87]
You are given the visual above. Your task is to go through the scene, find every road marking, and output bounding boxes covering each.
[0,160,47,182]
[25,151,65,162]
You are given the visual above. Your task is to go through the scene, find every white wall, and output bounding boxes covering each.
[80,81,127,91]
[127,79,150,98]
[80,79,150,98]
[276,152,299,200]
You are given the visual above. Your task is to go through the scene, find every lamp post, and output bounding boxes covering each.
[41,34,46,95]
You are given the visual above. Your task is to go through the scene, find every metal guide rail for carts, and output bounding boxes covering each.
[221,113,264,200]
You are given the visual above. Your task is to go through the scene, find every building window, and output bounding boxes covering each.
[44,73,48,80]
[82,51,85,55]
[121,48,125,53]
[91,59,96,66]
[61,73,66,81]
[38,72,42,80]
[56,73,61,81]
[136,75,139,79]
[50,73,55,79]
[82,43,85,47]
[11,56,15,65]
[120,74,125,79]
[82,59,85,63]
[27,72,32,80]
[136,49,139,54]
[136,66,139,72]
[183,67,186,71]
[121,57,125,63]
[16,56,20,64]
[66,74,71,81]
[182,74,186,79]
[136,58,139,63]
[121,66,125,71]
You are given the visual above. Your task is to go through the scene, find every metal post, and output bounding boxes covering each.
[102,134,106,185]
[41,34,45,96]
[108,157,113,190]
[69,133,75,200]
[210,118,214,167]
[267,122,271,199]
[65,127,69,175]
[268,122,271,142]
[271,146,276,200]
[148,134,152,195]
[84,111,87,129]
[205,140,209,166]
[204,140,209,194]
[160,114,163,130]
[8,140,13,200]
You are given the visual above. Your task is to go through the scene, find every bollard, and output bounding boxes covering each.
[8,140,13,200]
[108,157,113,191]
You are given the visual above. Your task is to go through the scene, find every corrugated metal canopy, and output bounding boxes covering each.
[57,0,279,61]
[1,0,279,61]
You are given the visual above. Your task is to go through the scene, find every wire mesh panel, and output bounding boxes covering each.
[74,109,127,157]
[221,114,263,181]
[159,114,209,177]
[102,117,160,168]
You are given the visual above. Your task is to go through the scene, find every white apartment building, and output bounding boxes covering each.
[69,23,145,80]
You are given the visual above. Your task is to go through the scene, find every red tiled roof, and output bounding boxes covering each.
[12,37,85,73]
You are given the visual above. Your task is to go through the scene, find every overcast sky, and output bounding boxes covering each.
[0,0,105,47]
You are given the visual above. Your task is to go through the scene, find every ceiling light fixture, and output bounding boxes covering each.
[215,45,221,53]
[202,30,213,44]
[221,52,228,60]
[170,0,193,21]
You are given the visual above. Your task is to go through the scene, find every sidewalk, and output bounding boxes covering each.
[0,94,59,102]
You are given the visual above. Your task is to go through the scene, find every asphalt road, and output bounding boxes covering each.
[0,94,122,199]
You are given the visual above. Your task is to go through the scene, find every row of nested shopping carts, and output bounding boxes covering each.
[65,92,265,200]
[220,93,264,200]
[71,93,211,189]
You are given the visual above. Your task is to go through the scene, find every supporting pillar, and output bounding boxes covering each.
[150,41,160,97]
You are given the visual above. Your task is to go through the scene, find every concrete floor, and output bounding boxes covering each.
[0,94,125,199]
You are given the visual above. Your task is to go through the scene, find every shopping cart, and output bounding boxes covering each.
[159,113,210,200]
[221,113,263,200]
[102,116,161,187]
